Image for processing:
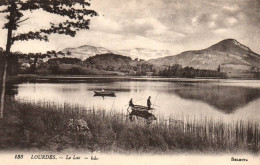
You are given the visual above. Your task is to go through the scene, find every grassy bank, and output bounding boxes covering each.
[0,98,259,153]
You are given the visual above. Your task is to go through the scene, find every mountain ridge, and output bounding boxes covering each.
[62,45,173,61]
[148,39,260,77]
[61,38,260,77]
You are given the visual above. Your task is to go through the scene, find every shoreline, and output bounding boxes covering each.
[8,74,260,84]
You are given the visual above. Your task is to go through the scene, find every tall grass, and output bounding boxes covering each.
[2,98,260,153]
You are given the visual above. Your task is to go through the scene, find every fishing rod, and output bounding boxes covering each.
[150,92,159,111]
[124,98,145,106]
[135,98,145,103]
[153,92,159,106]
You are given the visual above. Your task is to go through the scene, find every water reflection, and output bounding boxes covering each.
[61,88,80,93]
[174,83,260,113]
[11,79,260,121]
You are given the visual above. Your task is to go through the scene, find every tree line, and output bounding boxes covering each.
[159,64,227,78]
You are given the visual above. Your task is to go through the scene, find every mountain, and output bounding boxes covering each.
[62,46,173,61]
[62,45,112,60]
[114,48,173,61]
[148,39,260,76]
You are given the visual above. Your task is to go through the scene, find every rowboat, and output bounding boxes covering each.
[94,90,116,96]
[128,105,156,124]
[130,105,154,111]
[129,105,157,124]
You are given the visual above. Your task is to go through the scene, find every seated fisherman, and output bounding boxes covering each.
[129,98,135,107]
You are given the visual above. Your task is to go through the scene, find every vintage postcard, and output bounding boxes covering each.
[0,0,259,164]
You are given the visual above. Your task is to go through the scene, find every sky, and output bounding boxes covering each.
[0,0,260,56]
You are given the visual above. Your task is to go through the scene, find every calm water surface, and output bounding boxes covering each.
[13,78,260,122]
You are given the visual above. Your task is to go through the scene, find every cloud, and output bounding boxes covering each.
[226,17,238,25]
[213,16,238,29]
[0,0,260,56]
[192,16,198,26]
[208,21,217,28]
[237,12,246,21]
[210,14,218,20]
[121,17,168,36]
[213,28,228,34]
[222,5,240,12]
[191,13,218,28]
[90,16,122,33]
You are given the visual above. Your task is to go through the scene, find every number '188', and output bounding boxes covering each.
[15,155,23,159]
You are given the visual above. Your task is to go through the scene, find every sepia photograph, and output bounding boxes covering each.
[0,0,259,164]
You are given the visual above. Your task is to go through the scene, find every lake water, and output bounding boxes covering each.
[12,78,260,122]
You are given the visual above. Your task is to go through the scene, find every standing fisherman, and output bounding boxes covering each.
[147,96,152,110]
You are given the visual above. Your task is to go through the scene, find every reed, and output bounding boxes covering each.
[1,98,259,153]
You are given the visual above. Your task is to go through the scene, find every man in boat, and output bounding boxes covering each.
[147,96,152,110]
[129,98,135,107]
[101,89,104,92]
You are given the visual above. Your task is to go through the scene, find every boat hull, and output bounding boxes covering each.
[94,91,116,96]
[129,106,157,123]
[130,105,154,111]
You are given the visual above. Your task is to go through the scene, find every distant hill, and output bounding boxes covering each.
[62,45,112,60]
[62,45,173,61]
[114,48,173,61]
[148,39,260,77]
